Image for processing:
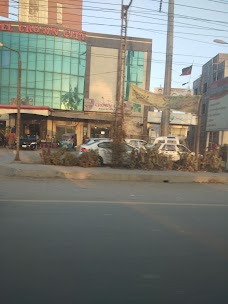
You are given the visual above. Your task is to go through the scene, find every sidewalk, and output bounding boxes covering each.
[0,148,227,183]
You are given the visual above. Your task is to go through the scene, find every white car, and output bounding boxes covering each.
[154,143,194,162]
[124,138,147,149]
[75,139,136,165]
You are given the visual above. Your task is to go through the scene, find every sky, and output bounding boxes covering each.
[1,0,228,92]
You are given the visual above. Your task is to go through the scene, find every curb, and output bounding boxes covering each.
[1,164,228,183]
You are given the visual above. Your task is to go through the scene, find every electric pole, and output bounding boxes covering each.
[161,0,174,136]
[114,0,133,142]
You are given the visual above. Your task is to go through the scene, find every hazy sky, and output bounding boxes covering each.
[81,0,228,91]
[2,0,228,91]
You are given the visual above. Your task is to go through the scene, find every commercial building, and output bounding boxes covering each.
[0,0,82,29]
[193,53,228,151]
[0,19,152,144]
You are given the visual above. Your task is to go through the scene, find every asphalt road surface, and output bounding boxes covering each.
[0,177,228,304]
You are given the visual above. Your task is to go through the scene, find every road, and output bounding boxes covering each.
[0,177,228,304]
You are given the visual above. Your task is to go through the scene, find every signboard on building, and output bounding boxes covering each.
[207,77,228,131]
[0,22,86,41]
[206,94,228,131]
[84,98,115,112]
[129,84,200,114]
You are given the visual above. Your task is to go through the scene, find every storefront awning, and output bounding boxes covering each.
[0,105,52,116]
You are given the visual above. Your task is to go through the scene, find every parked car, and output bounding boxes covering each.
[19,135,38,150]
[124,138,147,149]
[75,139,136,165]
[153,143,195,162]
[145,136,179,150]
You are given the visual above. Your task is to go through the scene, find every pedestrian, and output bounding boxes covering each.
[8,132,15,149]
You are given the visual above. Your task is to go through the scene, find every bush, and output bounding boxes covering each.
[78,150,100,167]
[175,153,197,172]
[40,148,78,166]
[200,149,224,173]
[122,148,174,170]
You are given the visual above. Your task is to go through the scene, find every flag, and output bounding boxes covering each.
[180,65,192,76]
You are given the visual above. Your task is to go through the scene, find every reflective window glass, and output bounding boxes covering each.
[78,77,84,94]
[53,91,61,108]
[1,88,9,104]
[78,62,85,76]
[62,40,72,55]
[45,72,53,90]
[29,34,37,49]
[71,41,79,54]
[10,69,18,87]
[27,88,35,101]
[21,70,27,87]
[28,52,36,70]
[45,54,53,72]
[55,38,63,55]
[61,74,70,91]
[9,88,17,103]
[1,69,9,86]
[20,34,29,49]
[37,53,45,71]
[44,90,53,107]
[71,57,79,75]
[62,56,71,74]
[2,49,10,67]
[10,52,18,69]
[35,89,44,106]
[10,33,20,50]
[46,37,54,51]
[21,52,27,69]
[36,71,44,89]
[53,73,61,90]
[27,71,35,88]
[53,55,62,73]
[37,36,46,52]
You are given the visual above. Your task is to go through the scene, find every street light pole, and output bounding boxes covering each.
[0,43,21,161]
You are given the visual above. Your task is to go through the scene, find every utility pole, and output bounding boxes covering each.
[195,74,204,171]
[161,0,174,136]
[114,0,133,142]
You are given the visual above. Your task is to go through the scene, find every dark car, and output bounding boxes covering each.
[19,135,38,150]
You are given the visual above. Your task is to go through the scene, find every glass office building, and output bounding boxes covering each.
[0,31,86,111]
[0,21,152,142]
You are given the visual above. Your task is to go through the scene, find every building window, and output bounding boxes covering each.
[203,83,207,93]
[194,88,198,95]
[57,3,63,24]
[202,103,206,114]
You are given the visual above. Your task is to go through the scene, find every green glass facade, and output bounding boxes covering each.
[125,50,144,100]
[0,32,86,111]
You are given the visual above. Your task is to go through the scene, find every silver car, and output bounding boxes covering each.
[75,139,136,165]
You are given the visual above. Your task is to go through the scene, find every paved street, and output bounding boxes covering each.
[0,177,228,303]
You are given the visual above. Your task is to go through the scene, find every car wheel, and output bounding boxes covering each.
[97,156,103,166]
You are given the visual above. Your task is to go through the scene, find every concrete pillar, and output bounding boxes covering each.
[206,132,210,151]
[76,123,83,145]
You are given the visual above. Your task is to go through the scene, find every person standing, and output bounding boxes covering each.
[8,132,15,149]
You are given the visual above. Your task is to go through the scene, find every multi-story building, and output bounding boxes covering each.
[0,1,152,145]
[193,53,228,151]
[0,0,82,29]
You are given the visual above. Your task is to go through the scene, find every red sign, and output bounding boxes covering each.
[0,22,86,41]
